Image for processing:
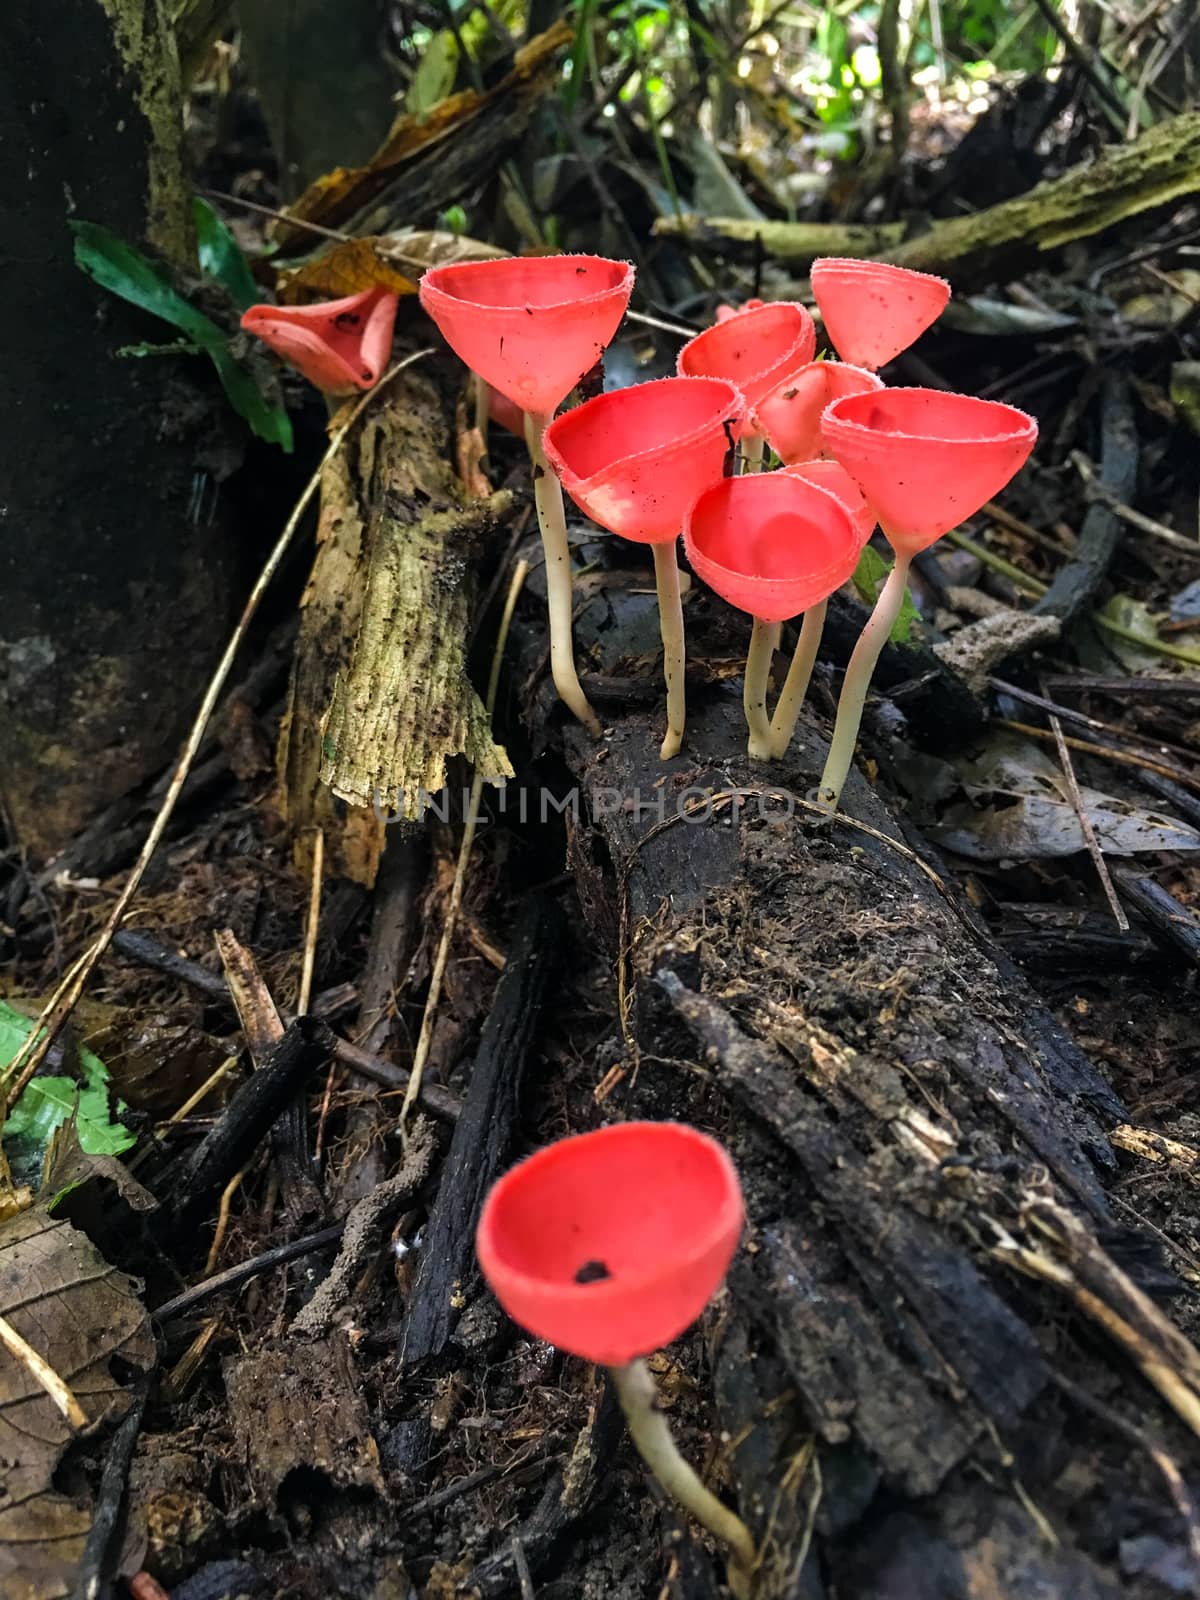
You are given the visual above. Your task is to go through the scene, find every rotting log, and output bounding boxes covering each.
[450,532,1200,1596]
[656,109,1200,289]
[276,348,511,883]
[549,687,1197,1596]
[0,0,241,858]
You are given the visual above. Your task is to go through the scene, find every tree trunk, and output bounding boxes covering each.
[0,0,241,860]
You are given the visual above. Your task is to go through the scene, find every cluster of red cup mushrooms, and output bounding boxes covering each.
[244,252,1036,811]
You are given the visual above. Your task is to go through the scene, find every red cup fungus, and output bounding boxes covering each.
[476,1120,743,1366]
[419,254,635,418]
[814,385,1038,811]
[781,458,875,550]
[678,301,816,466]
[477,1123,755,1587]
[820,386,1038,556]
[683,471,860,759]
[241,286,399,395]
[545,376,746,757]
[419,254,636,739]
[755,360,883,466]
[810,258,951,372]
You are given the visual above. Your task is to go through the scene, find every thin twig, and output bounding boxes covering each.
[996,718,1200,793]
[153,1221,346,1324]
[399,560,529,1137]
[1045,704,1129,931]
[298,829,324,1014]
[0,1312,88,1428]
[1072,451,1200,555]
[203,1168,246,1275]
[0,353,431,1110]
[73,1378,150,1600]
[511,1534,536,1600]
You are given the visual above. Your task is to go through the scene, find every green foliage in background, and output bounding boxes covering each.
[0,1002,135,1172]
[71,217,292,451]
[853,547,919,643]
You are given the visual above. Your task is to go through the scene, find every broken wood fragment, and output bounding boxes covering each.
[656,111,1200,290]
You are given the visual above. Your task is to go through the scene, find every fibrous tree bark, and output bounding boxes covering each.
[0,0,241,858]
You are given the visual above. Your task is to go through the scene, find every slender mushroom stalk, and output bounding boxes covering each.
[651,541,686,759]
[743,617,776,760]
[819,385,1039,812]
[684,471,860,763]
[767,600,826,759]
[544,375,745,762]
[419,254,635,735]
[611,1357,755,1596]
[815,551,911,808]
[766,458,877,760]
[741,433,766,473]
[476,1122,757,1596]
[525,411,601,737]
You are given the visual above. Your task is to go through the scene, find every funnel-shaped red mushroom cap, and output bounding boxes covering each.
[782,458,875,549]
[419,255,635,417]
[754,361,883,464]
[677,301,816,417]
[542,377,745,544]
[810,259,950,371]
[821,387,1037,556]
[476,1122,743,1366]
[241,286,398,394]
[684,470,860,624]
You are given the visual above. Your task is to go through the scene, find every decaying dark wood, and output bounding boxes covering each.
[166,1016,334,1228]
[541,665,1197,1597]
[111,924,463,1121]
[401,896,561,1368]
[1115,869,1200,967]
[1034,376,1138,623]
[222,1336,386,1508]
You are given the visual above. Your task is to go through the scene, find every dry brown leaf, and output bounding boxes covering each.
[276,237,418,303]
[0,1209,154,1599]
[377,227,506,274]
[271,20,571,249]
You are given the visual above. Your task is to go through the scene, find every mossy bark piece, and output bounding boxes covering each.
[657,110,1200,289]
[276,412,383,883]
[277,355,509,879]
[320,493,514,818]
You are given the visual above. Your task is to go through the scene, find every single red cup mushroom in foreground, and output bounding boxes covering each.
[810,258,951,373]
[678,300,815,470]
[754,360,883,466]
[476,1122,755,1594]
[544,376,746,760]
[241,285,399,396]
[419,255,635,737]
[684,471,861,759]
[764,459,876,759]
[818,386,1038,810]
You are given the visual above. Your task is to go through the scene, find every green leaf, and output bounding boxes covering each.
[852,547,919,644]
[408,29,459,114]
[71,220,292,452]
[0,1002,135,1164]
[193,196,260,311]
